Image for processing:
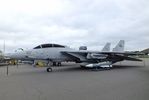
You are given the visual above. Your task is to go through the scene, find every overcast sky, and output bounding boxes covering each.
[0,0,149,52]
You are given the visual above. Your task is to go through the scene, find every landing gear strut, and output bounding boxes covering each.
[52,62,61,66]
[47,67,52,72]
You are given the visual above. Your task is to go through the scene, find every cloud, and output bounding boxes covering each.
[0,0,149,52]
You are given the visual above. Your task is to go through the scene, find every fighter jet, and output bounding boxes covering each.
[6,40,142,72]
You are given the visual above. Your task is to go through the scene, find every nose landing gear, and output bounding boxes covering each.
[53,62,61,66]
[47,67,52,72]
[46,62,62,72]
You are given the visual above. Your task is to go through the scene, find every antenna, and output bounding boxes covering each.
[3,40,5,54]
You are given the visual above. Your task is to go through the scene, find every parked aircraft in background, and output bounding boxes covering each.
[6,40,142,72]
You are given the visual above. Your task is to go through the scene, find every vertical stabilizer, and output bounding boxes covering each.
[113,40,125,52]
[102,43,111,52]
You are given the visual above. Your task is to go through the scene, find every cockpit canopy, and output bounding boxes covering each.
[33,44,65,49]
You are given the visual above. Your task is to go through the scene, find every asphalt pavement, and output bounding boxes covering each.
[0,59,149,100]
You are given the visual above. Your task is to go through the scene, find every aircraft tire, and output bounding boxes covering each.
[104,67,111,70]
[47,67,52,72]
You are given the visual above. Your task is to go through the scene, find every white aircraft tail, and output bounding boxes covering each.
[101,43,111,52]
[112,40,125,52]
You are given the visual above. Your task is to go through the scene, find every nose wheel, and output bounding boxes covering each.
[47,67,52,72]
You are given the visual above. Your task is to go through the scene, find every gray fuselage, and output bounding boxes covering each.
[6,44,74,62]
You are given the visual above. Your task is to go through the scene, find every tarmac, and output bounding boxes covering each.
[0,58,149,100]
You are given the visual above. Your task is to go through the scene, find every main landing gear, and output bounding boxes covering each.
[92,66,112,71]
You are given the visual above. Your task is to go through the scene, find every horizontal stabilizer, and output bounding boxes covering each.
[116,54,142,61]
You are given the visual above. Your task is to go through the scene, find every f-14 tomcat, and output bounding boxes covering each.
[6,40,142,72]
